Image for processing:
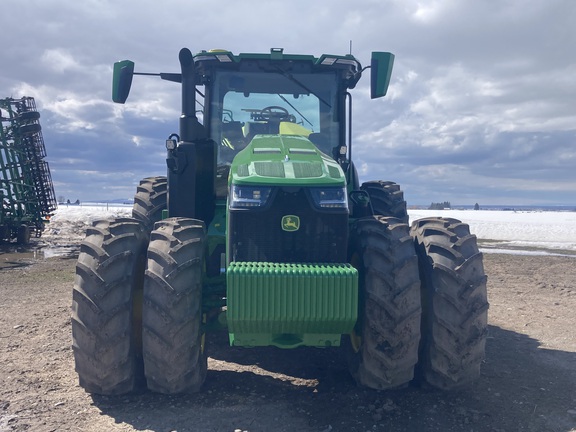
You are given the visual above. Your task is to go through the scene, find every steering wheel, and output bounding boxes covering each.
[259,106,292,122]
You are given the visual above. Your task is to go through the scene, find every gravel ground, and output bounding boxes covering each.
[1,248,575,432]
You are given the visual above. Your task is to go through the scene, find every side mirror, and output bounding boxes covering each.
[112,60,135,104]
[370,52,394,99]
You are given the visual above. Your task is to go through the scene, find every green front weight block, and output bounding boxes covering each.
[226,262,358,348]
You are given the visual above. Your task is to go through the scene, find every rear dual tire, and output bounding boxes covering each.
[132,176,167,232]
[347,216,422,389]
[348,214,488,391]
[411,217,489,390]
[142,218,207,394]
[361,180,408,223]
[72,218,148,395]
[72,217,207,395]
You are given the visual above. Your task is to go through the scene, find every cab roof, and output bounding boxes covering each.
[194,48,360,65]
[192,48,362,87]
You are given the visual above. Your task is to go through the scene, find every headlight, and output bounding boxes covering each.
[229,185,272,208]
[309,187,348,209]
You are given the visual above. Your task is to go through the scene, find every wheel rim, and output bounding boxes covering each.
[349,329,362,353]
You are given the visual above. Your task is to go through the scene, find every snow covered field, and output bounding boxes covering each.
[409,209,576,256]
[40,203,132,257]
[40,204,576,257]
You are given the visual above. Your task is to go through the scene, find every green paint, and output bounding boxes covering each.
[227,262,358,348]
[230,135,345,187]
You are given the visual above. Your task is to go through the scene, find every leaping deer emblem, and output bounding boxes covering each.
[281,215,300,231]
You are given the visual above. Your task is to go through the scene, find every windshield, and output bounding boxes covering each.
[209,70,340,196]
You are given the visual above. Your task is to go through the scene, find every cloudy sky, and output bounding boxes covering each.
[2,0,575,206]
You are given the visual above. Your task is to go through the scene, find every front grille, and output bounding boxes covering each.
[293,162,323,178]
[254,161,285,177]
[229,188,348,263]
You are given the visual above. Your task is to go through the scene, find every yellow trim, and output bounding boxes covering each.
[279,121,312,137]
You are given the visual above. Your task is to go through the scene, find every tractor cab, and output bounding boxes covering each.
[199,49,346,170]
[188,48,394,200]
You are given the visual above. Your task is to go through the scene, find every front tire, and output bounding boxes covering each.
[411,217,489,390]
[142,218,207,394]
[71,218,148,395]
[347,216,421,389]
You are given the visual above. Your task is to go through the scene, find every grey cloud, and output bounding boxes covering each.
[1,0,574,205]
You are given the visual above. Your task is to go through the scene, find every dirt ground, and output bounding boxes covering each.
[1,244,575,432]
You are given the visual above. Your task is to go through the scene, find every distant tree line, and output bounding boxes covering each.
[429,201,451,210]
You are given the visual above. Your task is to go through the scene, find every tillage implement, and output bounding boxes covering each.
[1,97,56,244]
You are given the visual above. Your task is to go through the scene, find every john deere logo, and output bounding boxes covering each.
[281,215,300,232]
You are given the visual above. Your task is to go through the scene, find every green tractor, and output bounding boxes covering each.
[71,47,488,395]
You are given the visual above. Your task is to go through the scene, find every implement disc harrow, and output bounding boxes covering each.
[1,97,57,243]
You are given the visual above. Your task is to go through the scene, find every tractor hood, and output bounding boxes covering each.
[229,135,346,187]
